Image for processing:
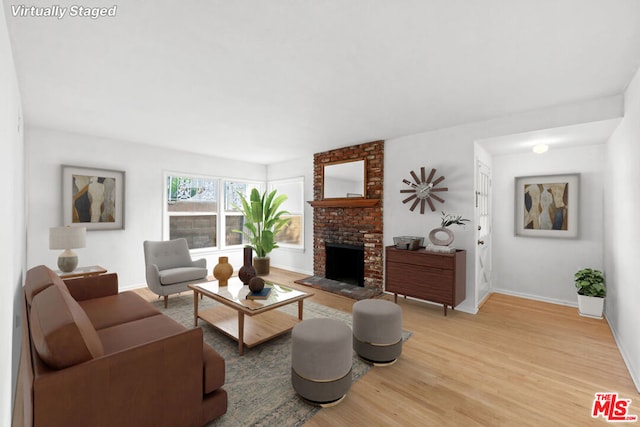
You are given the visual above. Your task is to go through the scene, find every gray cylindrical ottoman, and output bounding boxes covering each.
[352,299,403,365]
[291,318,352,406]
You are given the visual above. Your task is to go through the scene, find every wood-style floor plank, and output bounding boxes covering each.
[17,268,635,426]
[264,268,638,427]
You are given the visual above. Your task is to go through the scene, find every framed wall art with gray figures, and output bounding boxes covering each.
[62,165,125,230]
[514,173,579,238]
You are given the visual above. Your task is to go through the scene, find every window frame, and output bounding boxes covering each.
[268,176,305,251]
[163,171,264,254]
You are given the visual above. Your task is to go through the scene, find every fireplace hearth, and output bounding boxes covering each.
[325,242,364,287]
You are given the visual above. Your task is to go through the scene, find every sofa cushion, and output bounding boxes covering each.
[203,343,225,394]
[30,285,104,369]
[78,291,161,330]
[97,314,187,355]
[159,267,207,286]
[24,265,57,306]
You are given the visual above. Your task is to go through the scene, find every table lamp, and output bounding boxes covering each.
[49,226,86,272]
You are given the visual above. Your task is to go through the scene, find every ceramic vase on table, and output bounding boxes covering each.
[428,227,455,246]
[238,246,257,285]
[213,256,233,286]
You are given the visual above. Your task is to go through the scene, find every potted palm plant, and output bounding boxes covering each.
[574,268,606,319]
[232,188,290,275]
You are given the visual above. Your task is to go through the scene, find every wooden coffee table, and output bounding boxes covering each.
[189,277,312,355]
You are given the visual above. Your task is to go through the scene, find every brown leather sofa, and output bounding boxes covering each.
[19,265,227,427]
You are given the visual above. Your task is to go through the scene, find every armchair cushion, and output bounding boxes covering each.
[145,238,195,271]
[30,285,104,369]
[159,267,208,286]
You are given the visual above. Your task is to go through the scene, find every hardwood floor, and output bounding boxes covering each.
[14,268,637,426]
[264,268,638,426]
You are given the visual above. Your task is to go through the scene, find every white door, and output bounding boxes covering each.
[475,160,492,306]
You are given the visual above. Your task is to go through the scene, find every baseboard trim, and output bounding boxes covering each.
[380,291,477,314]
[491,288,577,308]
[270,264,313,276]
[606,314,640,394]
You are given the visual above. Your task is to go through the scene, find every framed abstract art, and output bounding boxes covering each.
[514,173,579,238]
[62,165,125,230]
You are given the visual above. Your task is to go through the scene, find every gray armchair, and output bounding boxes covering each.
[143,238,208,307]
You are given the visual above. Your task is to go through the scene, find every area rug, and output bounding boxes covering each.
[293,276,380,300]
[152,293,411,427]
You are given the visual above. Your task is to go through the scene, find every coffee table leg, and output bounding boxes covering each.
[193,291,199,327]
[238,312,245,356]
[298,300,304,320]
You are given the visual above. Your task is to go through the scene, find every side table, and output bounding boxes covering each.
[55,265,107,279]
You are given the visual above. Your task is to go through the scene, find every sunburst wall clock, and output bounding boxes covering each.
[400,166,448,213]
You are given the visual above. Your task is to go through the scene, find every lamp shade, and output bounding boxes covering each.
[49,226,86,250]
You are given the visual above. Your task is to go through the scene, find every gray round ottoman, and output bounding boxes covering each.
[291,318,352,406]
[352,299,403,365]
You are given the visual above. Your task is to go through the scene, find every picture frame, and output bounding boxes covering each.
[62,165,125,230]
[514,173,579,238]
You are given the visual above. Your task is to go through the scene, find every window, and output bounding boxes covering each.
[269,177,304,249]
[224,181,254,247]
[165,173,263,251]
[166,175,218,249]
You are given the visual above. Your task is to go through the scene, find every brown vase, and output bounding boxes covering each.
[253,256,270,276]
[238,246,257,285]
[213,256,233,286]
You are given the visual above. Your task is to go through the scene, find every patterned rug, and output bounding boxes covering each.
[152,293,411,427]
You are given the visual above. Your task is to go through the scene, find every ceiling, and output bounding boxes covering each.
[478,118,622,156]
[4,0,640,164]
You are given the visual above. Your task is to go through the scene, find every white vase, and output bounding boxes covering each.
[428,227,454,246]
[577,294,604,319]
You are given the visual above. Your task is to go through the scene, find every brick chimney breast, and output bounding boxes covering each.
[312,141,384,292]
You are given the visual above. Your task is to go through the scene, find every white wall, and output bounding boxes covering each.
[1,5,24,425]
[605,65,640,391]
[384,96,621,313]
[385,129,477,313]
[491,144,605,305]
[25,128,267,289]
[267,156,314,275]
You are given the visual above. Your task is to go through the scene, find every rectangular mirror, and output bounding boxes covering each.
[322,159,366,199]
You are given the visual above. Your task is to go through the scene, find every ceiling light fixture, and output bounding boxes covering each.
[532,144,549,154]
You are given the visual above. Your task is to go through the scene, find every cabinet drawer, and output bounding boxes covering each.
[386,248,454,270]
[386,263,453,303]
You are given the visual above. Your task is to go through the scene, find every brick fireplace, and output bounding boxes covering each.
[310,140,384,293]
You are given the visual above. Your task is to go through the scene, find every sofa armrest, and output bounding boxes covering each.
[32,327,209,427]
[63,273,119,301]
[192,258,206,269]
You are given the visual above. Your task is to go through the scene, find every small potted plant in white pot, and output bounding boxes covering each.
[574,268,606,319]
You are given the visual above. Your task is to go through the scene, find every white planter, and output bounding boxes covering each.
[577,294,605,319]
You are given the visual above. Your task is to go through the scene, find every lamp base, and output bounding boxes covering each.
[58,250,78,273]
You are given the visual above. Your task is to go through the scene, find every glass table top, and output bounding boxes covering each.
[193,276,308,311]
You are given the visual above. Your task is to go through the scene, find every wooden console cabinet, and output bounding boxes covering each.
[385,246,466,316]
